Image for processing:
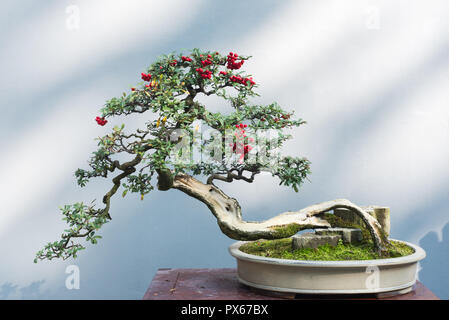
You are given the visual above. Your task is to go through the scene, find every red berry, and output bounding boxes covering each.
[95,116,107,126]
[141,73,152,81]
[196,68,212,79]
[181,56,192,62]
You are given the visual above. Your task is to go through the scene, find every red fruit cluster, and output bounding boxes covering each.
[231,123,253,163]
[95,116,107,126]
[230,75,255,86]
[141,72,152,81]
[227,52,244,70]
[181,56,192,62]
[196,68,212,79]
[201,58,213,67]
[219,71,227,76]
[170,59,178,66]
[231,142,252,155]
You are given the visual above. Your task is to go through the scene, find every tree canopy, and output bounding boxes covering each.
[35,49,316,262]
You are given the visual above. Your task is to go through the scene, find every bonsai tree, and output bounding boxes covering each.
[35,49,388,262]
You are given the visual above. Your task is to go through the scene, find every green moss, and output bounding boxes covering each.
[386,241,415,258]
[239,238,414,261]
[270,224,315,238]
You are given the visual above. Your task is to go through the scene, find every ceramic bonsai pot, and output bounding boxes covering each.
[229,239,426,295]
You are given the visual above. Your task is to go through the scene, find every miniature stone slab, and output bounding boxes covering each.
[315,228,363,245]
[292,233,341,250]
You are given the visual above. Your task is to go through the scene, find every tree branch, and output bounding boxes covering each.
[156,168,174,191]
[172,174,389,253]
[207,169,259,185]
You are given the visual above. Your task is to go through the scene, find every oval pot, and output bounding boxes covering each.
[229,239,425,294]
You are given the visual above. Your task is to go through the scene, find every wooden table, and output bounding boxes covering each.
[143,268,439,300]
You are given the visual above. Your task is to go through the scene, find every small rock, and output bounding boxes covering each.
[292,233,341,250]
[315,228,363,245]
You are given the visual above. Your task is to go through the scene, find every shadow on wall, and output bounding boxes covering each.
[0,280,45,299]
[419,222,449,300]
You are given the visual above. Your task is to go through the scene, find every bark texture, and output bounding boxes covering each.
[171,174,389,252]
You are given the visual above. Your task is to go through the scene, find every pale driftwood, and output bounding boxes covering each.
[172,174,389,252]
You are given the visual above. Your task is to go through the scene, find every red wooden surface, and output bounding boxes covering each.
[143,268,439,300]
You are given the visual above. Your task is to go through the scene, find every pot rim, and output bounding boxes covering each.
[229,239,426,268]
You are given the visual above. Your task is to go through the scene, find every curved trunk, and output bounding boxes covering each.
[172,174,388,252]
